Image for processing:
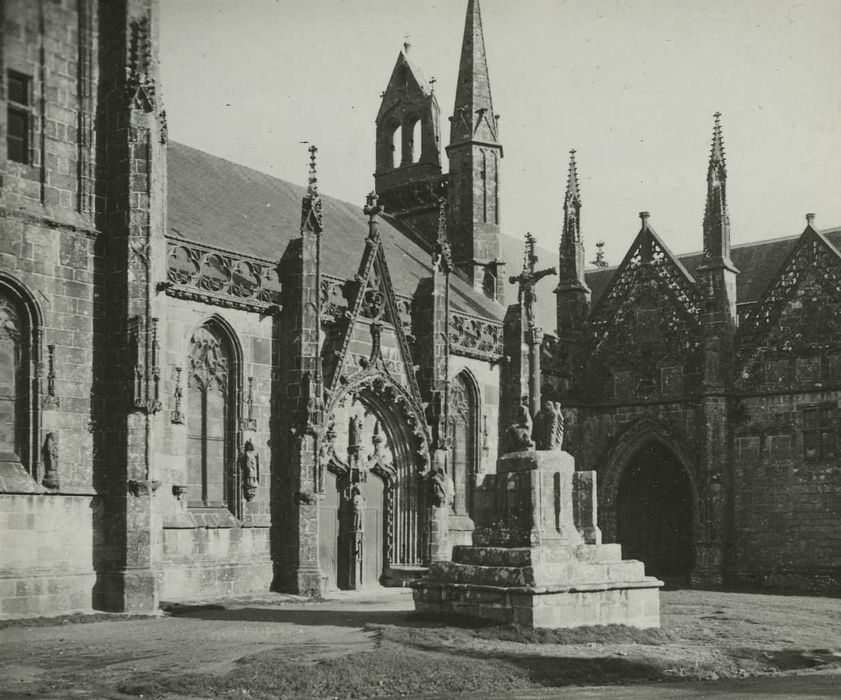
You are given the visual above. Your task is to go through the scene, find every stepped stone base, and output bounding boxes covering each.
[412,450,663,629]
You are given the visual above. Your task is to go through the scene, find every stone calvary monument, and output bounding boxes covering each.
[412,235,663,628]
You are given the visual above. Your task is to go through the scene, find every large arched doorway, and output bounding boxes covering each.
[318,392,425,591]
[617,440,694,586]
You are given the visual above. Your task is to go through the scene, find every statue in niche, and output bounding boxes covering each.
[507,396,535,452]
[348,413,364,450]
[533,399,565,451]
[41,432,60,490]
[348,484,365,588]
[241,440,260,501]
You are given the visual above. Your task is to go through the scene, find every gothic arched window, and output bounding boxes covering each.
[0,278,39,478]
[187,322,238,514]
[449,372,479,516]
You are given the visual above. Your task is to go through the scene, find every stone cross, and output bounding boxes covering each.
[509,232,556,334]
[509,233,556,415]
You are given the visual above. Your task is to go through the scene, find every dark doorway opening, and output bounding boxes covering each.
[617,440,694,587]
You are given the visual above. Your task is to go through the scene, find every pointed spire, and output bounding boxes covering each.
[565,149,581,209]
[557,150,587,292]
[300,144,323,234]
[450,0,498,145]
[709,111,726,171]
[702,112,735,269]
[562,149,582,244]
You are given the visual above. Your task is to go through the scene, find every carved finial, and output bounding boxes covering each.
[590,240,609,268]
[710,111,726,168]
[806,212,816,225]
[307,144,318,196]
[523,232,537,274]
[364,191,382,218]
[433,197,453,272]
[639,211,650,223]
[565,149,581,204]
[403,39,411,54]
[299,142,323,234]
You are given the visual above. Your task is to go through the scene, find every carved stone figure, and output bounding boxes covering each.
[241,440,259,501]
[430,465,452,508]
[533,399,564,451]
[507,396,535,452]
[41,432,60,490]
[509,233,556,333]
[553,402,565,448]
[348,413,364,450]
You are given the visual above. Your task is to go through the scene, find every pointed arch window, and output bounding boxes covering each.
[187,323,238,514]
[0,277,39,479]
[449,372,479,516]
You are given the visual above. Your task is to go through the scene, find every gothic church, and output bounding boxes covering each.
[0,0,838,618]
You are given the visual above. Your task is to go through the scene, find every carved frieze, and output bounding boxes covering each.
[449,311,503,361]
[164,238,282,313]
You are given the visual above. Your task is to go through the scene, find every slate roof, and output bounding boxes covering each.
[167,141,838,332]
[166,142,504,321]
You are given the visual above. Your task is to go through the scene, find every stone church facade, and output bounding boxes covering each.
[0,0,837,617]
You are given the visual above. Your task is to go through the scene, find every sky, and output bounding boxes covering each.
[159,0,841,266]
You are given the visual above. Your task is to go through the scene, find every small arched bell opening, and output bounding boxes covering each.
[616,440,694,587]
[391,124,401,169]
[410,117,422,163]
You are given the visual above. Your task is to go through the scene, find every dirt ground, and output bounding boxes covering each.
[0,588,839,699]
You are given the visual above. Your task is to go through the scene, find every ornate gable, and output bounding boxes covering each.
[321,193,427,434]
[737,225,841,389]
[588,219,702,399]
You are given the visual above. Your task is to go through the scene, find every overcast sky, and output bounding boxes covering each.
[159,0,841,266]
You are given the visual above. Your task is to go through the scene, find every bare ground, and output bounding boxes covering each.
[0,589,839,699]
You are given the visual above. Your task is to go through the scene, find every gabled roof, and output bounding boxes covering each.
[166,142,504,320]
[587,226,841,312]
[377,48,434,123]
[499,224,841,335]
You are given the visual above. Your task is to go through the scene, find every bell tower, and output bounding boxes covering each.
[374,44,444,243]
[446,0,504,303]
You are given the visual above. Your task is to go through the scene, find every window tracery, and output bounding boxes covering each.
[186,324,237,514]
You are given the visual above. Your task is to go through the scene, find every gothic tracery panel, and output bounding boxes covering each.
[449,372,478,516]
[186,324,237,513]
[738,233,841,390]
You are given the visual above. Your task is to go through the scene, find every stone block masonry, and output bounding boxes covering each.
[413,449,663,629]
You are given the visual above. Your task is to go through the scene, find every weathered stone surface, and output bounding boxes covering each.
[413,449,663,629]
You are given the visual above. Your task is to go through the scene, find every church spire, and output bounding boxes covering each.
[446,0,504,302]
[557,150,587,291]
[701,112,735,270]
[450,0,499,146]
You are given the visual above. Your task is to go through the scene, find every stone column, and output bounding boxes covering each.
[527,327,543,418]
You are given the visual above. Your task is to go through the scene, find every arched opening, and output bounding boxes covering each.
[391,124,401,169]
[449,371,479,517]
[319,396,393,591]
[0,275,41,477]
[186,318,241,516]
[617,440,694,586]
[410,118,421,163]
